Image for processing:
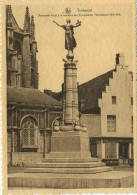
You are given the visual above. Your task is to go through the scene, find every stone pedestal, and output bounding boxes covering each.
[48,131,91,159]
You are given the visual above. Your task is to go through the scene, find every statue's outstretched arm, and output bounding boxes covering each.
[73,24,81,28]
[73,21,81,28]
[53,21,61,27]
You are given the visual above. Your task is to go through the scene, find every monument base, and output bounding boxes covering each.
[8,130,134,188]
[49,131,91,158]
[25,130,112,174]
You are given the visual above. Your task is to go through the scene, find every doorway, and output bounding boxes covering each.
[90,143,97,157]
[119,143,129,164]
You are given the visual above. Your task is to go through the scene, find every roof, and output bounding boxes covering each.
[6,5,25,34]
[7,86,62,108]
[78,70,114,113]
[44,69,115,113]
[11,15,23,33]
[45,90,63,101]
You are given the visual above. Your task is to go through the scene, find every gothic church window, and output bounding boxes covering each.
[22,117,37,148]
[13,40,22,55]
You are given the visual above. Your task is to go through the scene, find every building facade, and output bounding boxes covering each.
[6,5,38,88]
[7,87,62,166]
[6,6,62,166]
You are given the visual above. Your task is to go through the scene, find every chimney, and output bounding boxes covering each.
[116,53,125,66]
[44,89,53,97]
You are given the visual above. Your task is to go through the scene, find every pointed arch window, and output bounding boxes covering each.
[22,117,38,148]
[13,40,22,55]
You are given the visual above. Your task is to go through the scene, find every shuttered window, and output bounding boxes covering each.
[107,115,116,132]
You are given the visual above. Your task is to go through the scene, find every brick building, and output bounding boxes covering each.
[6,6,62,166]
[45,53,133,165]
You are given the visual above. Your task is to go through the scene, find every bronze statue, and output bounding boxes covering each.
[53,19,81,55]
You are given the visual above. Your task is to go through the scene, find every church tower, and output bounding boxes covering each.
[6,5,39,89]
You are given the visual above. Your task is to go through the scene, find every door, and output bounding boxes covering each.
[119,143,129,164]
[90,143,97,157]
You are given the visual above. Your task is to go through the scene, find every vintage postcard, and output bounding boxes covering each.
[1,0,136,194]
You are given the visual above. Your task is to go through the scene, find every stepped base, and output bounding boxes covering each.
[25,166,112,174]
[26,157,110,174]
[45,152,91,158]
[41,157,99,163]
[27,161,104,168]
[8,171,134,188]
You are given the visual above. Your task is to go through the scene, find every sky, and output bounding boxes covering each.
[11,2,133,92]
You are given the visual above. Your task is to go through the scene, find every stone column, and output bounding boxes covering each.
[17,55,22,87]
[116,142,119,159]
[20,129,22,150]
[101,140,105,159]
[72,64,79,122]
[44,131,47,157]
[12,130,15,152]
[129,143,131,159]
[62,100,65,125]
[64,63,73,124]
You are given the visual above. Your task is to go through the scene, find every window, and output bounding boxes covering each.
[107,115,116,132]
[22,118,37,148]
[112,96,116,104]
[13,40,22,55]
[131,116,133,132]
[131,97,133,105]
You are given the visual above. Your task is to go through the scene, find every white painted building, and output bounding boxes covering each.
[80,53,133,165]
